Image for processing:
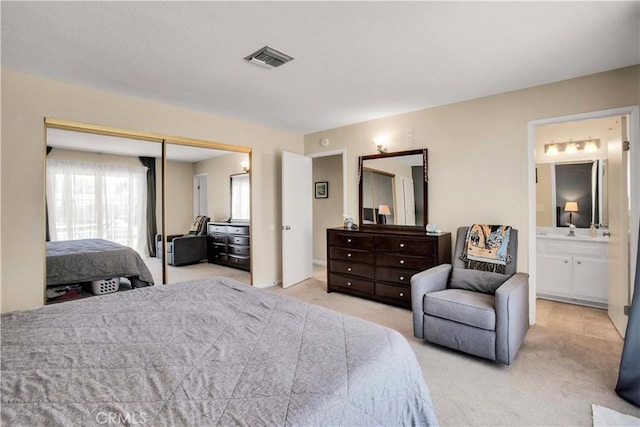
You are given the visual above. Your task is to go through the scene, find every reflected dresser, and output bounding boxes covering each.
[207,222,251,271]
[327,227,451,308]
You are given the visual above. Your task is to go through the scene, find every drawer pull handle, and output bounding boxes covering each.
[400,259,405,265]
[400,276,405,281]
[347,238,352,243]
[400,292,404,297]
[400,243,405,248]
[577,261,582,265]
[347,282,352,286]
[564,260,569,264]
[348,253,352,257]
[347,267,352,272]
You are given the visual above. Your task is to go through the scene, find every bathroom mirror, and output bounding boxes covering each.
[536,159,607,229]
[358,148,428,228]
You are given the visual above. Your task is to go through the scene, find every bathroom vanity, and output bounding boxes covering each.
[536,229,608,308]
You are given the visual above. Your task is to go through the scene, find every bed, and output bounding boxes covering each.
[46,238,154,287]
[1,276,438,426]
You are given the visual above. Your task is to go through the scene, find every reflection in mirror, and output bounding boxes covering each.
[231,173,250,221]
[45,128,162,302]
[536,160,607,229]
[164,144,251,284]
[359,149,427,227]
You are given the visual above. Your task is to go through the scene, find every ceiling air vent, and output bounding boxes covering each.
[244,46,294,70]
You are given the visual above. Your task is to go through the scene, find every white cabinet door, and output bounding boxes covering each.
[537,254,573,298]
[573,257,608,303]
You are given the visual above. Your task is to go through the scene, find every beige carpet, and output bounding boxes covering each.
[269,272,640,426]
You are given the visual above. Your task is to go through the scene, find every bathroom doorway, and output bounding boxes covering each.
[528,106,639,337]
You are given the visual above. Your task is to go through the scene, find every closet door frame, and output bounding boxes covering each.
[44,118,252,291]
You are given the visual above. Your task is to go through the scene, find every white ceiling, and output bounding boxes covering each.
[3,1,639,135]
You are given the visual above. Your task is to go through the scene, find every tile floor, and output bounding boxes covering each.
[535,297,623,342]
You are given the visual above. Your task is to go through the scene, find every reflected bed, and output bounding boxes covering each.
[46,238,154,287]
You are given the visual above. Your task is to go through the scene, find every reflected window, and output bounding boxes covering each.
[231,173,250,221]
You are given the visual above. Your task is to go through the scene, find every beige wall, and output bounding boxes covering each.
[165,160,196,235]
[312,155,344,262]
[305,66,640,277]
[535,163,553,227]
[1,69,302,312]
[194,152,249,222]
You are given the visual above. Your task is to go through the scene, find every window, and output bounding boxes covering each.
[230,173,250,221]
[46,159,148,254]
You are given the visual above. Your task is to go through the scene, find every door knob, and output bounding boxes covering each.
[281,225,291,230]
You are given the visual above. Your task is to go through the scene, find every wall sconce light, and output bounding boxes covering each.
[241,161,250,172]
[544,138,600,155]
[584,137,598,152]
[546,143,559,155]
[373,136,387,153]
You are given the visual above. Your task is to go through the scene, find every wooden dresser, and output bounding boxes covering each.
[326,227,451,308]
[207,222,250,271]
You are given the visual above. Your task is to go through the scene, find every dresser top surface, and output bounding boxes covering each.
[328,227,450,237]
[209,221,250,226]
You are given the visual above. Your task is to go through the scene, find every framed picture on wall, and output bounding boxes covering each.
[315,181,328,199]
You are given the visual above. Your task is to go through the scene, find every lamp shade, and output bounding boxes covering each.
[564,202,579,212]
[378,204,391,215]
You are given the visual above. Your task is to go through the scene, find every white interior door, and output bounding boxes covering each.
[193,174,208,217]
[607,115,629,337]
[282,151,312,288]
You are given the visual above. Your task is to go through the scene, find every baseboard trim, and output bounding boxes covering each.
[253,280,282,289]
[536,293,607,310]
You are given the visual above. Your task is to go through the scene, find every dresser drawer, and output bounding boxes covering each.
[329,273,374,294]
[228,255,250,268]
[211,253,228,263]
[329,247,374,264]
[228,235,249,246]
[228,225,250,235]
[210,242,227,254]
[375,253,433,270]
[375,282,411,304]
[376,267,415,285]
[329,232,375,251]
[228,244,250,256]
[375,236,433,255]
[330,260,374,279]
[208,224,227,234]
[209,233,227,244]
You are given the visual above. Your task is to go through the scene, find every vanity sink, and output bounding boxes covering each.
[536,233,609,243]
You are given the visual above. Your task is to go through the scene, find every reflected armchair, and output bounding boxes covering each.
[156,215,209,266]
[411,226,529,365]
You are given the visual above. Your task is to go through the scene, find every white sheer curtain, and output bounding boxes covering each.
[231,173,250,220]
[46,159,148,255]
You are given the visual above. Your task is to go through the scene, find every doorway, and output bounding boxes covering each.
[310,150,346,268]
[281,149,346,287]
[193,174,208,217]
[528,106,640,337]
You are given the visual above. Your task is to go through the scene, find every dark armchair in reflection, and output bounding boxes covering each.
[156,215,209,266]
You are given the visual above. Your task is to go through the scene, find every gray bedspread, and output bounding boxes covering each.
[1,277,438,426]
[46,239,154,286]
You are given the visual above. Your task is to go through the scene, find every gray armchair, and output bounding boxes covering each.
[156,215,209,266]
[411,226,529,365]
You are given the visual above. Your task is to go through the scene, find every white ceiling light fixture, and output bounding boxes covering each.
[244,45,294,70]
